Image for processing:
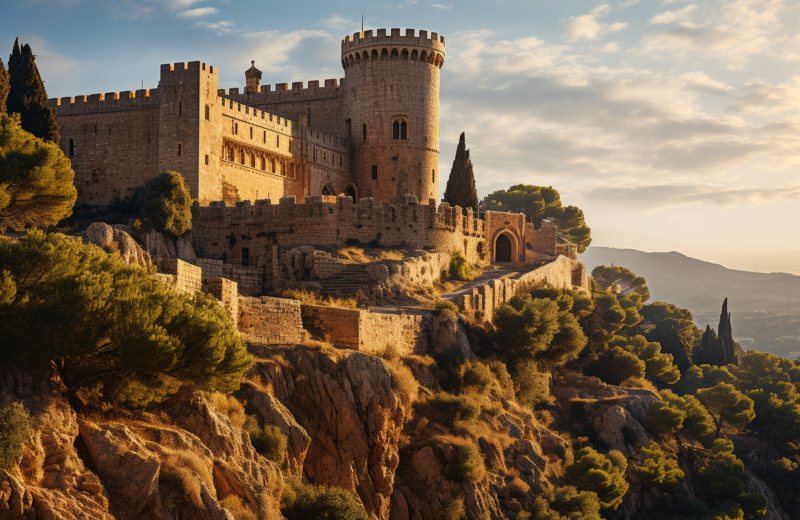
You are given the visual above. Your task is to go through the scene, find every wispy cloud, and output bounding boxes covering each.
[431,3,453,9]
[193,20,235,33]
[562,4,628,42]
[588,183,800,209]
[177,7,219,17]
[648,4,697,24]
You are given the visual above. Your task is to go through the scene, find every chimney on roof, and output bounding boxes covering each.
[244,60,262,93]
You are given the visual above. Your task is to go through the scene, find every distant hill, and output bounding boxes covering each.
[581,247,800,359]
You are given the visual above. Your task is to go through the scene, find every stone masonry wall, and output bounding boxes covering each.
[455,256,588,323]
[238,296,304,344]
[154,258,202,296]
[192,198,487,272]
[202,277,239,326]
[300,305,427,356]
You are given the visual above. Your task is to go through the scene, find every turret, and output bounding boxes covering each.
[341,28,445,203]
[244,61,262,94]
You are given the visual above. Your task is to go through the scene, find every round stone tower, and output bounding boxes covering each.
[341,28,445,203]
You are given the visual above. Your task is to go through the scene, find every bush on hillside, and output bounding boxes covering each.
[565,447,629,510]
[436,498,467,520]
[435,299,459,313]
[527,485,602,520]
[243,415,288,467]
[448,250,474,281]
[699,439,766,518]
[634,441,684,493]
[511,360,553,408]
[281,477,369,520]
[0,401,30,470]
[428,392,480,428]
[0,231,251,407]
[446,440,485,483]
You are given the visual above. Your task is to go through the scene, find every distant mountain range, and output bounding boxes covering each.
[581,247,800,359]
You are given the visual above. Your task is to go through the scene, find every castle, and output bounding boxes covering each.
[47,28,445,207]
[47,28,587,303]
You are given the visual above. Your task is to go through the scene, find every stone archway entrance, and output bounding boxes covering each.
[495,234,512,262]
[344,185,357,202]
[322,184,335,196]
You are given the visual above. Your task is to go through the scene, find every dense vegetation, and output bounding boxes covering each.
[6,38,60,144]
[0,401,29,470]
[483,185,591,253]
[0,113,76,232]
[0,231,251,407]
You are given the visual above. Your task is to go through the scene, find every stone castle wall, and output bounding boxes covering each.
[238,296,304,344]
[191,197,487,268]
[154,258,202,296]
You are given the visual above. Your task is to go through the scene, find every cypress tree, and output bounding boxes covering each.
[694,325,720,366]
[443,132,479,213]
[717,298,737,366]
[0,58,9,113]
[7,39,60,144]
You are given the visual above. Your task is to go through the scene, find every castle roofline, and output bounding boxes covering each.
[341,28,445,55]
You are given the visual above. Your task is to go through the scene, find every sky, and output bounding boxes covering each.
[3,0,800,272]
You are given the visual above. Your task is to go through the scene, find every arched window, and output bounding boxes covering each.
[271,158,276,172]
[179,102,182,117]
[250,154,255,168]
[261,157,266,170]
[68,138,74,156]
[362,123,367,142]
[401,121,407,139]
[432,168,435,182]
[241,247,250,267]
[393,120,400,139]
[372,165,378,180]
[277,135,280,147]
[250,127,253,139]
[392,118,408,140]
[204,105,209,120]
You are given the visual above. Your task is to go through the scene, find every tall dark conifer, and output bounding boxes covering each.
[7,38,60,144]
[717,297,737,366]
[0,58,9,113]
[443,132,479,213]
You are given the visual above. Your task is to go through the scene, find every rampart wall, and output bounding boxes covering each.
[300,305,427,355]
[202,277,239,326]
[154,258,203,296]
[454,256,588,323]
[191,197,487,268]
[238,296,304,344]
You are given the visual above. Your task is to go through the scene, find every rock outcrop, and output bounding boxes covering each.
[86,222,151,268]
[247,346,406,520]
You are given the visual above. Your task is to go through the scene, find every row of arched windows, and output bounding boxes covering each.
[222,142,295,177]
[342,48,444,69]
[359,119,408,142]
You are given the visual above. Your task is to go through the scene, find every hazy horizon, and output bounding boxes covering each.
[3,0,799,259]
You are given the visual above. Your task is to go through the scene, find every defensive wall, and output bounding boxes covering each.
[191,196,488,268]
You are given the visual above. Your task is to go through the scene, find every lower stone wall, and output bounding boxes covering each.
[455,256,588,323]
[300,305,427,356]
[203,277,239,327]
[196,257,263,296]
[154,258,202,296]
[238,296,304,344]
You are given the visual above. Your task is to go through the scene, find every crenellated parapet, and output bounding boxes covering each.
[341,28,445,69]
[219,78,345,107]
[47,89,161,114]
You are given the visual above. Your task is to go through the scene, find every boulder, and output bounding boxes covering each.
[86,222,151,267]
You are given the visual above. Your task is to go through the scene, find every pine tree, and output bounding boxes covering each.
[6,39,60,144]
[443,132,479,212]
[0,58,9,113]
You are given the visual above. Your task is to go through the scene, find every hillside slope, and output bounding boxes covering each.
[581,247,800,358]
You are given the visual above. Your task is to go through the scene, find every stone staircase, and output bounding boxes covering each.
[317,264,379,296]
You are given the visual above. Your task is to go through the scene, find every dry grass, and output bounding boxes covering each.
[619,376,659,394]
[336,246,407,263]
[207,392,246,428]
[281,288,360,309]
[220,496,258,520]
[505,476,530,496]
[156,447,216,507]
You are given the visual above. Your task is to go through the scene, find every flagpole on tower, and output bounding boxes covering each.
[361,15,364,36]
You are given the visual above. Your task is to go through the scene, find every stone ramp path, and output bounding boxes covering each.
[440,263,522,301]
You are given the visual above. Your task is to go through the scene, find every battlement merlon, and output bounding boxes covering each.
[47,89,161,114]
[159,61,218,84]
[341,28,445,54]
[217,95,294,134]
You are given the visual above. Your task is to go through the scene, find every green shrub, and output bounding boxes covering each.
[511,360,553,408]
[585,346,646,386]
[436,498,466,520]
[634,441,684,493]
[528,485,602,520]
[446,441,485,483]
[243,415,287,467]
[646,401,686,433]
[428,393,480,427]
[131,171,192,236]
[565,447,628,510]
[281,477,369,520]
[699,439,766,518]
[433,349,495,396]
[435,299,459,313]
[448,250,474,281]
[487,360,515,401]
[0,401,30,470]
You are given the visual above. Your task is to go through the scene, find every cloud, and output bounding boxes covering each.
[164,0,204,9]
[431,4,453,9]
[727,76,800,115]
[680,71,734,95]
[193,20,235,33]
[562,5,628,42]
[588,183,800,209]
[317,14,356,31]
[177,7,219,17]
[648,4,697,24]
[15,35,97,94]
[619,0,639,7]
